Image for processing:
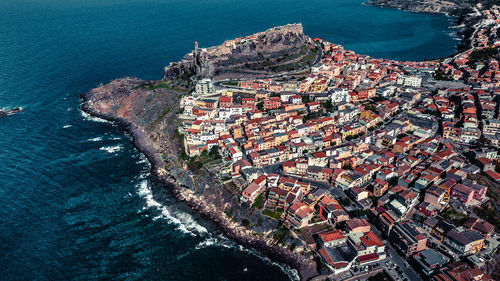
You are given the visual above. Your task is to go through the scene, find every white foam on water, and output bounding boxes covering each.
[63,124,72,128]
[135,175,298,280]
[99,144,123,154]
[195,237,218,250]
[136,180,208,237]
[87,136,103,142]
[194,233,300,281]
[80,109,111,124]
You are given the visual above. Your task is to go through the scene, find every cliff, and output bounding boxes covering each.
[366,0,470,15]
[80,30,318,277]
[164,23,317,81]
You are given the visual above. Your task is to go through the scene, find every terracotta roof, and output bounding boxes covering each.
[360,231,384,247]
[319,230,346,243]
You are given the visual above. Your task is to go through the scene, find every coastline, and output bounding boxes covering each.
[79,90,318,280]
[77,3,484,278]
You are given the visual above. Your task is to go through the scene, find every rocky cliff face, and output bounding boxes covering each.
[81,76,318,280]
[164,23,313,80]
[367,0,470,15]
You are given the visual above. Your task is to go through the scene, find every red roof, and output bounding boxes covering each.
[360,231,384,248]
[319,230,345,243]
[358,253,379,263]
[485,170,500,181]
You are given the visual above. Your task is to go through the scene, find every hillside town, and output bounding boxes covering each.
[175,5,500,281]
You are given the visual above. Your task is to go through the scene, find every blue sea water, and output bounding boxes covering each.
[0,0,457,280]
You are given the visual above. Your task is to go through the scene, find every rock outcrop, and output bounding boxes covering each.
[367,0,470,15]
[164,23,315,80]
[81,76,318,279]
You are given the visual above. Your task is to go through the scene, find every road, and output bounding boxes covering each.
[370,226,423,281]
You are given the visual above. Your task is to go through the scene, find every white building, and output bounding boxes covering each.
[397,75,422,87]
[195,78,215,96]
[329,88,350,104]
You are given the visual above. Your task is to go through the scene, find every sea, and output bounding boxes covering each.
[0,0,457,280]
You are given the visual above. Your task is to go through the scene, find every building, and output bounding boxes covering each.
[434,261,493,281]
[285,201,313,228]
[318,230,347,247]
[240,174,267,205]
[397,75,422,87]
[389,221,428,257]
[195,78,215,95]
[463,217,495,238]
[444,229,485,256]
[330,88,350,104]
[414,249,448,276]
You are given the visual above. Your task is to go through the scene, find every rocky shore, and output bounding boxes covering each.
[80,76,317,280]
[366,0,469,15]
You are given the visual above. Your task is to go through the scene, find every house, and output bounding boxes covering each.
[450,184,475,206]
[372,178,389,197]
[349,231,386,264]
[318,230,347,247]
[240,174,267,205]
[389,221,428,257]
[475,157,494,172]
[285,201,314,228]
[463,217,495,238]
[424,185,448,209]
[349,187,369,202]
[344,218,370,233]
[444,229,485,256]
[414,249,447,276]
[434,261,493,281]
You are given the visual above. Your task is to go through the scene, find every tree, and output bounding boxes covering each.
[256,102,264,111]
[323,100,333,112]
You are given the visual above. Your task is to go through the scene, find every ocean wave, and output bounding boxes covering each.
[99,145,123,154]
[63,124,72,128]
[195,237,218,250]
[243,247,300,281]
[194,234,300,281]
[136,180,208,237]
[87,136,103,142]
[80,109,111,124]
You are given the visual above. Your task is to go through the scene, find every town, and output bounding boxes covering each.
[176,4,500,281]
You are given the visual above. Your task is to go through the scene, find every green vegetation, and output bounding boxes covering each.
[342,164,353,170]
[263,209,282,220]
[467,47,500,67]
[144,81,171,90]
[474,203,500,230]
[272,225,290,244]
[256,101,264,111]
[434,69,453,81]
[186,146,221,172]
[222,81,239,86]
[241,218,251,227]
[486,186,498,200]
[310,216,323,224]
[321,100,333,112]
[345,132,365,141]
[440,207,468,226]
[252,193,265,209]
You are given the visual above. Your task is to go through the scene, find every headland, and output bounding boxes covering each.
[81,5,500,280]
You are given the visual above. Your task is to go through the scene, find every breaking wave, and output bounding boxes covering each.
[80,109,111,123]
[63,124,72,128]
[99,145,123,154]
[87,136,103,142]
[136,180,209,237]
